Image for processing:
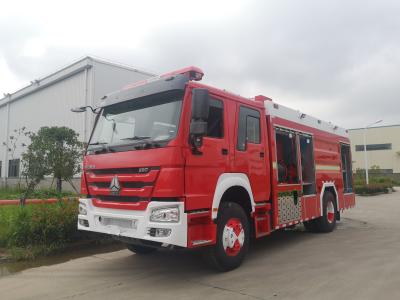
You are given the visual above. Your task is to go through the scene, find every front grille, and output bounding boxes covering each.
[124,182,153,188]
[90,182,110,188]
[96,196,146,202]
[90,182,153,189]
[86,166,160,203]
[90,167,159,175]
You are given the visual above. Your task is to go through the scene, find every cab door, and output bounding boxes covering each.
[234,105,269,201]
[184,94,230,211]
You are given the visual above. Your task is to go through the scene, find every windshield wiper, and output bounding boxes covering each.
[120,136,152,141]
[89,141,108,145]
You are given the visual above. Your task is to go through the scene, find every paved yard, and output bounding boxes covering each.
[1,191,399,300]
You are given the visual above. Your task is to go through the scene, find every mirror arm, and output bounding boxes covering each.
[71,106,101,114]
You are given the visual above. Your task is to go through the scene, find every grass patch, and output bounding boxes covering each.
[355,184,392,196]
[0,187,77,200]
[0,201,100,260]
[354,174,395,195]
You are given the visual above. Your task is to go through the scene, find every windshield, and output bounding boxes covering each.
[88,90,183,152]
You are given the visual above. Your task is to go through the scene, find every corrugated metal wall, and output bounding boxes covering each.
[0,104,8,178]
[1,58,153,181]
[92,61,152,104]
[7,71,87,159]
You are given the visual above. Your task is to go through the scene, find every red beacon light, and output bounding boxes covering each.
[254,95,272,103]
[161,66,204,81]
[122,66,204,90]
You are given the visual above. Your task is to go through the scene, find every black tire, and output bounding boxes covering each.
[313,191,337,233]
[126,243,157,255]
[203,202,250,272]
[303,219,319,232]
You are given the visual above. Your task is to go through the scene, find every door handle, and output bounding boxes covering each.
[222,148,228,155]
[260,152,265,158]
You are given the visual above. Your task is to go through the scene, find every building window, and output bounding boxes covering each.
[355,143,392,151]
[206,98,224,138]
[8,159,20,178]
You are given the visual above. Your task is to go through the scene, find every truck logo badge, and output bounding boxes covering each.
[109,176,121,195]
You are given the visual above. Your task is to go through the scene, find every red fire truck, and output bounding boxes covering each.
[75,66,355,271]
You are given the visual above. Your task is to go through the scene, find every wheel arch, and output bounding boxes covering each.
[211,173,255,220]
[320,182,339,215]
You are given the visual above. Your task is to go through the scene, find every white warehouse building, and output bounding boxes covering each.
[0,56,154,188]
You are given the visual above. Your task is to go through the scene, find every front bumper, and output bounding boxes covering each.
[77,198,187,247]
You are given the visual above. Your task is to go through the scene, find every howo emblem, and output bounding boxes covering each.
[109,175,121,195]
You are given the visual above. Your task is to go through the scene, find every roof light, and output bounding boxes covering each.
[161,66,204,81]
[254,95,272,103]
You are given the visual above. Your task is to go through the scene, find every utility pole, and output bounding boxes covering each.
[363,119,383,185]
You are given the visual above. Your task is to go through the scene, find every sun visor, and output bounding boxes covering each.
[99,74,189,108]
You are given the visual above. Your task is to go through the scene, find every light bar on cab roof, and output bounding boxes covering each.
[161,66,204,81]
[121,66,204,91]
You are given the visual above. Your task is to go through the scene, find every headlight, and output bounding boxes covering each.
[79,203,87,215]
[150,206,179,223]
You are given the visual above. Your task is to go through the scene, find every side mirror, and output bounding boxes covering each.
[191,88,210,120]
[190,88,209,152]
[71,106,99,114]
[190,88,209,135]
[71,106,88,113]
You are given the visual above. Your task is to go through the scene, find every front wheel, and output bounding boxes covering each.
[203,202,250,271]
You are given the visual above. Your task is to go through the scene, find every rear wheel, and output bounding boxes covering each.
[126,243,157,255]
[203,202,250,271]
[303,219,318,232]
[313,191,337,233]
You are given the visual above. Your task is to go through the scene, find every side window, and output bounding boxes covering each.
[299,135,316,194]
[341,144,353,193]
[246,116,260,144]
[276,129,299,184]
[206,98,224,138]
[237,106,261,151]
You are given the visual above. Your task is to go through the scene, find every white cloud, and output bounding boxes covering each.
[0,56,26,94]
[1,0,400,128]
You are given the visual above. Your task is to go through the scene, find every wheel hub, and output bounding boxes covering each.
[327,201,335,223]
[222,218,245,256]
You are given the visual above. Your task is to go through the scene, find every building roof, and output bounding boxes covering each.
[348,124,400,131]
[0,56,156,108]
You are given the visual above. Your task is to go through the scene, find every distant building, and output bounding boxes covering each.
[348,124,400,176]
[0,56,154,187]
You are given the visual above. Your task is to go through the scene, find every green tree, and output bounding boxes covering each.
[20,132,49,205]
[36,127,83,193]
[20,127,83,198]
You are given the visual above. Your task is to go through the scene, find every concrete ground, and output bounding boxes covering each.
[1,191,399,300]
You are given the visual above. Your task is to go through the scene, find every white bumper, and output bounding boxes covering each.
[77,199,187,247]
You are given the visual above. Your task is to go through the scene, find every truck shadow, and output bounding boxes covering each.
[113,219,363,279]
[113,226,320,277]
